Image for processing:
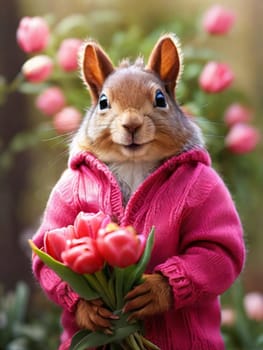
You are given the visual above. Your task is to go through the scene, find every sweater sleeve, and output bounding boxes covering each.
[32,169,81,312]
[154,166,246,310]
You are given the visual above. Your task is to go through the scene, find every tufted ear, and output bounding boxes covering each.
[80,41,114,103]
[147,34,182,96]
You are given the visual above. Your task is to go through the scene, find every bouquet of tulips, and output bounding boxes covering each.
[29,212,158,350]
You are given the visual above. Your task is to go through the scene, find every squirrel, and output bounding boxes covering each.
[71,34,204,205]
[32,34,245,350]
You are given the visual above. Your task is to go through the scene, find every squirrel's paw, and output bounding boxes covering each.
[75,298,118,334]
[123,273,173,320]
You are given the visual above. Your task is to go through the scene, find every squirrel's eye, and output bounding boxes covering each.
[155,90,166,108]
[99,93,110,110]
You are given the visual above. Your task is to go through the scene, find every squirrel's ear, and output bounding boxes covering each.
[147,34,182,96]
[80,41,114,102]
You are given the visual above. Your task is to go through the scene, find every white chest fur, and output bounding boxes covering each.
[108,161,159,205]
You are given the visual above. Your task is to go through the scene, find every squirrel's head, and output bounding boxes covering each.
[72,34,203,163]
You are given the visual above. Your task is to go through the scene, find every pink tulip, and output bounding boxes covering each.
[202,5,235,35]
[221,308,236,326]
[62,237,104,274]
[225,123,260,154]
[244,292,263,321]
[74,211,110,239]
[57,38,83,72]
[53,107,82,134]
[17,16,50,53]
[224,103,252,127]
[97,225,145,268]
[199,61,234,93]
[44,226,75,262]
[22,55,53,83]
[36,87,66,116]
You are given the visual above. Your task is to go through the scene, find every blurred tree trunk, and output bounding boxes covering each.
[250,0,263,110]
[0,0,32,289]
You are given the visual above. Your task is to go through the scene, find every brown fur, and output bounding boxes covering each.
[72,35,203,164]
[75,275,173,332]
[73,34,204,331]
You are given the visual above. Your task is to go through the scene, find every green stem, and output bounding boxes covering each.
[133,332,146,349]
[140,336,160,350]
[84,273,113,309]
[7,73,24,94]
[127,334,142,350]
[108,274,116,308]
[114,267,125,310]
[95,270,115,309]
[231,280,254,348]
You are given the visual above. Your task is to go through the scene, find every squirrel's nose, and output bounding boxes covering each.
[121,112,143,134]
[122,122,141,134]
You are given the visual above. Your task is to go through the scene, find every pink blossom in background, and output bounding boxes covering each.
[36,87,66,116]
[17,16,50,53]
[202,5,235,35]
[224,103,252,127]
[221,308,236,326]
[244,292,263,321]
[53,106,82,134]
[57,38,83,72]
[225,123,260,154]
[22,55,53,83]
[199,61,234,93]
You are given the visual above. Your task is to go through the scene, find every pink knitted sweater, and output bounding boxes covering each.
[32,148,245,350]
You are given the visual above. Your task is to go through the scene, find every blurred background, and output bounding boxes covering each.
[0,0,262,349]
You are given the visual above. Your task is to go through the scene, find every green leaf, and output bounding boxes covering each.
[54,14,91,38]
[6,337,29,350]
[70,330,91,349]
[13,323,46,342]
[29,240,99,300]
[18,82,48,95]
[124,227,155,294]
[70,321,141,350]
[10,282,29,324]
[256,334,263,346]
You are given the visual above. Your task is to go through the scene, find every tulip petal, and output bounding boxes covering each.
[124,227,155,294]
[29,240,99,300]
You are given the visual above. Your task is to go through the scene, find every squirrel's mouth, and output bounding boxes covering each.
[121,142,149,157]
[124,143,142,151]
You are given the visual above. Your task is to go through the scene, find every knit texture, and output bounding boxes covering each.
[32,148,245,350]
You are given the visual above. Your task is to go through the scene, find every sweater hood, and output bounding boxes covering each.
[68,148,211,172]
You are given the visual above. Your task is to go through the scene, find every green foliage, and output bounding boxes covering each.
[0,282,60,350]
[222,280,263,350]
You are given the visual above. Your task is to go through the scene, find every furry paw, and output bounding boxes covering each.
[76,298,118,334]
[123,273,173,320]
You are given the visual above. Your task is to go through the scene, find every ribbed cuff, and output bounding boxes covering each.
[154,259,199,309]
[56,281,80,312]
